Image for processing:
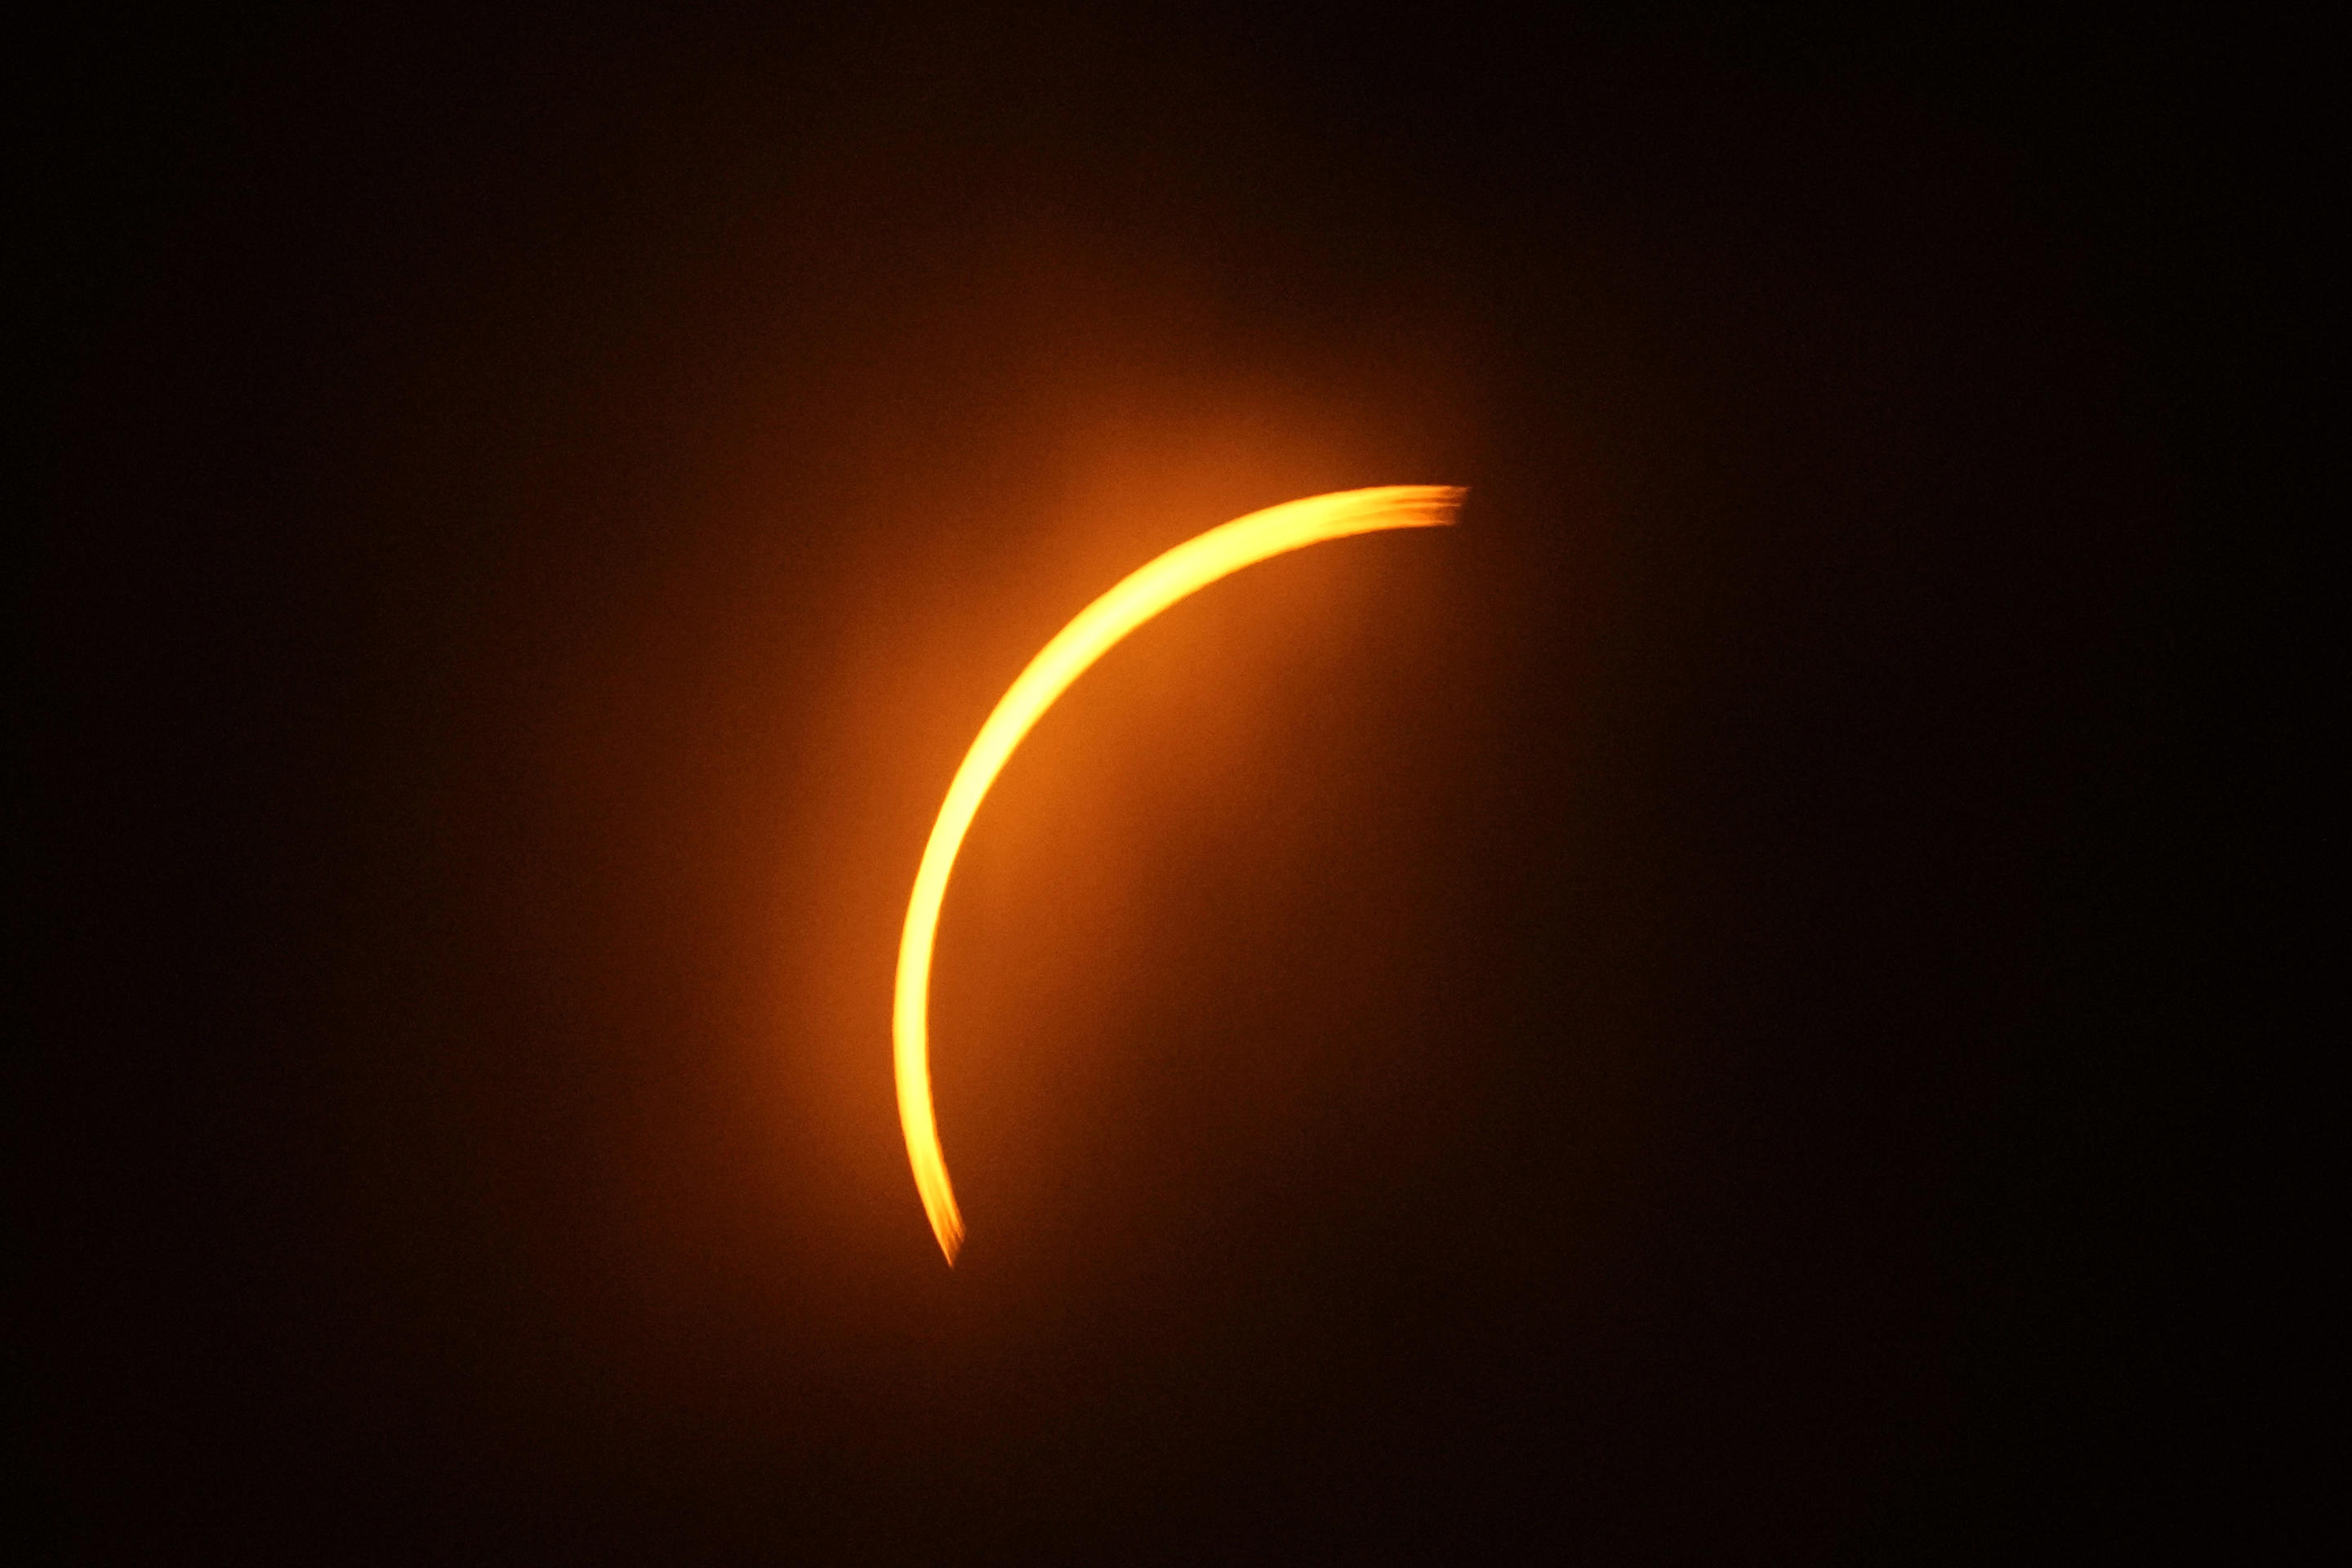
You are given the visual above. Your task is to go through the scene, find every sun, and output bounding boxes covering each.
[893,485,1464,1263]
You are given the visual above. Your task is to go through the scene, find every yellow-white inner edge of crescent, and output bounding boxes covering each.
[894,484,1466,1263]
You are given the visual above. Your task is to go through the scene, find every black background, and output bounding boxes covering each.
[28,5,2262,1561]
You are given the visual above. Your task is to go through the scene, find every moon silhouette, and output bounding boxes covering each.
[894,484,1466,1263]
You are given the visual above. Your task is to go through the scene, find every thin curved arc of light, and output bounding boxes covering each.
[894,484,1466,1264]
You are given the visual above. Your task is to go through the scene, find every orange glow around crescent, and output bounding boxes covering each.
[894,484,1466,1263]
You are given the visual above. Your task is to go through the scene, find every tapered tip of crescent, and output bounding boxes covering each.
[1399,484,1468,520]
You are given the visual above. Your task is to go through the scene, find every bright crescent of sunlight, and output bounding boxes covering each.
[893,485,1464,1263]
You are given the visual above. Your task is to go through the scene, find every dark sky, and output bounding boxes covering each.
[29,6,2253,1561]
